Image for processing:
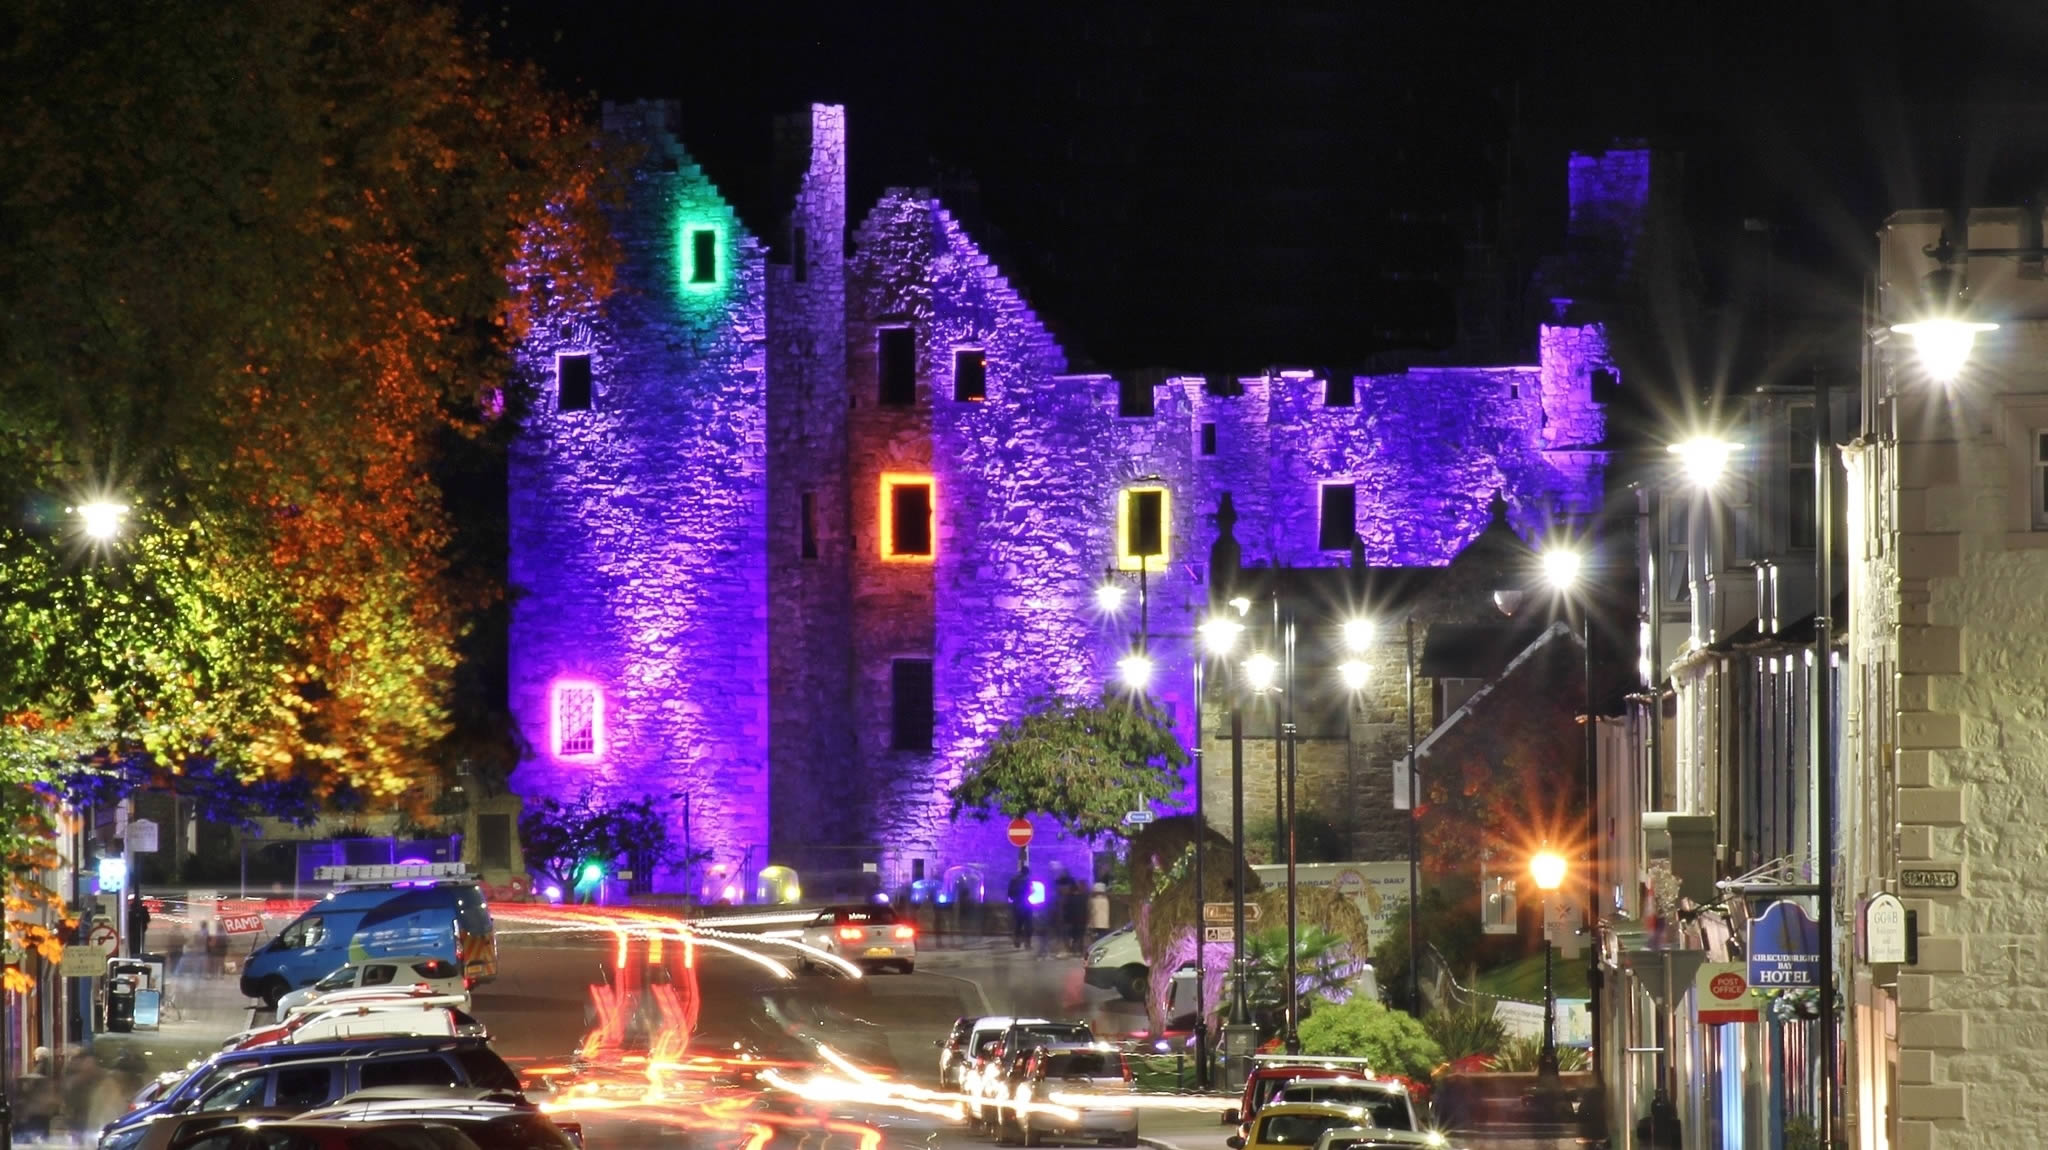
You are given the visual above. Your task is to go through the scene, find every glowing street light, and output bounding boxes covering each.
[76,501,130,541]
[1337,661,1370,690]
[1540,547,1583,593]
[1340,618,1375,653]
[1117,652,1154,690]
[1094,583,1127,612]
[1668,436,1741,489]
[1531,849,1567,892]
[1890,318,1997,385]
[1198,616,1245,655]
[1242,653,1278,693]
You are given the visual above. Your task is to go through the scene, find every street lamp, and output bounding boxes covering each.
[1191,613,1243,1089]
[1117,653,1154,690]
[1889,317,1998,386]
[73,501,129,542]
[1531,847,1567,1085]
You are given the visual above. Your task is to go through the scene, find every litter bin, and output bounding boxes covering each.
[104,971,137,1033]
[104,957,162,1033]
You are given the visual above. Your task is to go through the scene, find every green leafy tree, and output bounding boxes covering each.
[949,691,1187,842]
[518,789,689,895]
[1295,998,1445,1083]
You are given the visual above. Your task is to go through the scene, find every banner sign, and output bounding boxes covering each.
[1697,961,1758,1024]
[1747,899,1821,988]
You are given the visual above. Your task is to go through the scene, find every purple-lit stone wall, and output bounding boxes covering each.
[507,103,771,890]
[1566,147,1653,281]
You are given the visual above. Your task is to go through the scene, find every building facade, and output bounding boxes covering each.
[506,102,1628,898]
[1841,207,2048,1148]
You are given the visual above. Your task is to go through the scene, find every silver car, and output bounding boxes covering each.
[1015,1044,1138,1147]
[797,905,917,974]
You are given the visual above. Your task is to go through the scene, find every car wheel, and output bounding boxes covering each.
[259,977,290,1010]
[1120,964,1149,1002]
[899,961,916,975]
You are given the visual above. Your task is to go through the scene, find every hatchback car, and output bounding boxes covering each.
[297,1087,582,1150]
[797,906,916,974]
[974,1021,1096,1131]
[1227,1103,1387,1150]
[1013,1044,1138,1147]
[1267,1079,1417,1134]
[276,957,469,1019]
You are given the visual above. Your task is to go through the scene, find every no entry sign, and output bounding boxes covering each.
[1006,818,1034,847]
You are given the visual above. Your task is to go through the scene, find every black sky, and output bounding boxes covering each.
[472,0,2048,383]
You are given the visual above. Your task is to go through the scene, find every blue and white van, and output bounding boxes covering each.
[239,864,497,1008]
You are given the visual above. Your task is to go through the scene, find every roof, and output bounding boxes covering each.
[1418,617,1562,679]
[1411,620,1581,765]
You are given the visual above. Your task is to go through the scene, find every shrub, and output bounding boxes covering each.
[1294,998,1444,1082]
[1424,998,1507,1063]
[1484,1034,1589,1073]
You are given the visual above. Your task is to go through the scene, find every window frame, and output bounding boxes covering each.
[1117,486,1170,572]
[878,327,917,406]
[879,473,936,562]
[889,658,935,752]
[683,225,723,290]
[550,680,604,759]
[953,347,987,402]
[1117,377,1155,418]
[1318,482,1358,552]
[556,353,592,413]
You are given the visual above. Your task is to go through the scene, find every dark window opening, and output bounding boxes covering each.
[1319,483,1357,551]
[1591,367,1620,400]
[1201,422,1218,455]
[557,354,592,412]
[1128,489,1165,560]
[891,659,935,751]
[1790,405,1817,549]
[792,227,808,283]
[1325,376,1355,407]
[801,490,819,559]
[890,483,933,556]
[1118,377,1155,417]
[879,328,916,406]
[954,349,987,402]
[690,229,718,284]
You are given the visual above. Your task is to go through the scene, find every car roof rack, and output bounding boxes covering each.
[315,863,478,888]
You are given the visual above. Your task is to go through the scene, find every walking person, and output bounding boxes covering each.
[1036,875,1064,958]
[1007,865,1034,950]
[126,892,151,958]
[1062,876,1087,956]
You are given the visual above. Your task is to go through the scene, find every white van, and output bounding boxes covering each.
[285,1003,461,1044]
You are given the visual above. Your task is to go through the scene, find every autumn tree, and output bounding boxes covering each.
[0,0,620,959]
[950,692,1188,843]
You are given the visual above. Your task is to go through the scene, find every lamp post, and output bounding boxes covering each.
[1193,614,1245,1088]
[1539,543,1597,1096]
[1531,847,1567,1086]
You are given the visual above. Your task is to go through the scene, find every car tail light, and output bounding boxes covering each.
[465,977,475,989]
[837,926,864,942]
[894,924,915,941]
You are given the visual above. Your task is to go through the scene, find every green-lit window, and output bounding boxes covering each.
[689,229,718,285]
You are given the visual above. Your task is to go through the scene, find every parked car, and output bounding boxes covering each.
[275,957,470,1019]
[163,1119,484,1150]
[1311,1126,1458,1150]
[1013,1044,1139,1147]
[241,875,495,1009]
[99,1037,520,1149]
[241,1004,481,1050]
[796,905,916,974]
[297,1087,582,1150]
[228,995,480,1049]
[1082,925,1197,1005]
[1269,1078,1417,1130]
[1227,1102,1387,1150]
[109,1108,302,1150]
[939,1015,1015,1092]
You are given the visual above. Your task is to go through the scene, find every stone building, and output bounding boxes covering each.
[1839,207,2048,1148]
[505,102,1634,898]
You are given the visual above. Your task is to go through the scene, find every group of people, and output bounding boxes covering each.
[9,1044,149,1143]
[1005,866,1109,957]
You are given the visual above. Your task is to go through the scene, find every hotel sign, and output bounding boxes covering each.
[1747,900,1821,988]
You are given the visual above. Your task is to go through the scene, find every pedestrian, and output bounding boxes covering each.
[1006,865,1034,949]
[163,923,188,977]
[17,1046,57,1141]
[58,1047,103,1140]
[192,921,212,978]
[126,892,151,958]
[1062,876,1087,955]
[207,919,229,977]
[1036,876,1063,957]
[1089,881,1111,942]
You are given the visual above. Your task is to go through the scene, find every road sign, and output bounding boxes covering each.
[1203,926,1234,944]
[61,948,106,978]
[1123,809,1155,826]
[1696,961,1758,1024]
[127,818,159,853]
[219,911,265,935]
[86,922,120,956]
[1006,818,1034,847]
[1203,902,1260,924]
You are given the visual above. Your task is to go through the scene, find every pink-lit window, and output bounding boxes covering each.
[552,682,602,758]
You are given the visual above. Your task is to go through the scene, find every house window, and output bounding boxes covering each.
[556,353,592,412]
[800,490,819,560]
[1789,404,1817,549]
[1118,377,1155,418]
[1325,376,1355,407]
[1318,483,1357,552]
[2036,431,2048,529]
[954,349,986,402]
[688,228,719,286]
[792,226,808,284]
[550,680,603,758]
[880,474,935,561]
[879,328,916,406]
[1666,501,1691,602]
[890,658,935,751]
[1201,422,1218,455]
[1592,367,1621,401]
[1118,486,1169,571]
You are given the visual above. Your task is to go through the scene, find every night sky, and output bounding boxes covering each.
[471,0,2048,408]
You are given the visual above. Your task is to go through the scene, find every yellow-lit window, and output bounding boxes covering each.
[880,473,936,562]
[1117,486,1169,572]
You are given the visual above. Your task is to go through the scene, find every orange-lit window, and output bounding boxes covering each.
[880,474,936,561]
[1117,486,1169,572]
